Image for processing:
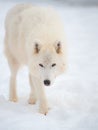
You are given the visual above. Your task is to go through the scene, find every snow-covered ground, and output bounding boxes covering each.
[0,1,98,130]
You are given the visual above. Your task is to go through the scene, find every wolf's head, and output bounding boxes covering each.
[28,41,66,86]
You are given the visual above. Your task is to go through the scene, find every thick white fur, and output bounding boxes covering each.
[4,4,66,115]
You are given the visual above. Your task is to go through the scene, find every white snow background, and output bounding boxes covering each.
[0,0,98,130]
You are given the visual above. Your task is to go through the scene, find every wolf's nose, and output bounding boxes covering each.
[44,80,50,86]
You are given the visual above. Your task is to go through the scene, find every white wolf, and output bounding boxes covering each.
[4,4,66,115]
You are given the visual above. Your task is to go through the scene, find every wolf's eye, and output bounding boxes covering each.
[39,64,44,67]
[52,63,56,67]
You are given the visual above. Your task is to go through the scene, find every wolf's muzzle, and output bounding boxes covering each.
[44,80,51,86]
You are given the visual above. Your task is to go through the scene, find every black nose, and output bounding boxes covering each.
[44,80,51,86]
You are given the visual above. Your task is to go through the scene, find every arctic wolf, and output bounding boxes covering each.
[4,4,66,115]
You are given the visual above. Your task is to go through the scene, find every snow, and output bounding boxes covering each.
[0,1,98,130]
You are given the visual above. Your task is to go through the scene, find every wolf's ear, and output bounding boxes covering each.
[54,41,62,54]
[34,42,41,54]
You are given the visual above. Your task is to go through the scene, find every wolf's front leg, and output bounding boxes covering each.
[38,86,48,115]
[31,76,48,115]
[7,55,19,102]
[28,74,37,104]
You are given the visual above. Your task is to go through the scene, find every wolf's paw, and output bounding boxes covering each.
[39,105,49,115]
[28,97,36,104]
[9,96,18,102]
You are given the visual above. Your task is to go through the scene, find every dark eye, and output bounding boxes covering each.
[39,64,44,67]
[52,63,56,67]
